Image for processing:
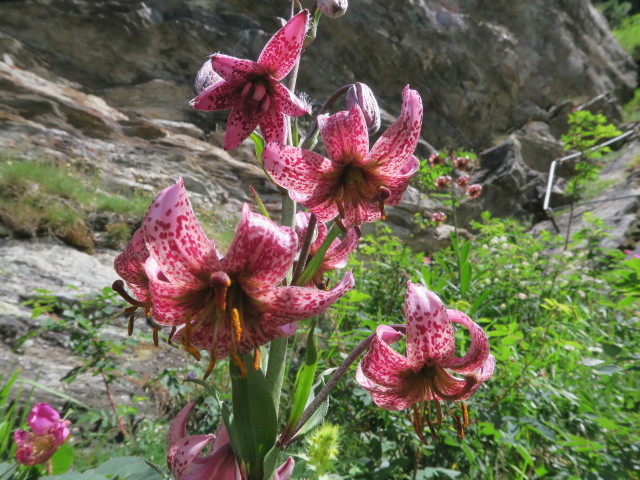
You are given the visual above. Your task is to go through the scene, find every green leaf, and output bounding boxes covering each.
[41,456,162,480]
[295,224,341,286]
[230,357,278,477]
[50,443,74,475]
[249,132,265,162]
[283,322,318,437]
[460,261,471,296]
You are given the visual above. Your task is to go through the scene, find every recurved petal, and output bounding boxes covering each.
[262,143,335,194]
[223,104,264,150]
[289,190,340,224]
[222,204,297,290]
[114,228,150,289]
[322,227,359,270]
[274,456,295,480]
[258,10,309,80]
[376,155,419,206]
[190,80,240,112]
[143,178,220,287]
[255,271,354,327]
[340,201,382,228]
[366,86,423,175]
[442,309,491,374]
[358,324,413,389]
[270,81,310,116]
[259,108,287,145]
[167,434,215,480]
[318,105,369,165]
[146,264,198,327]
[168,402,194,448]
[404,282,455,368]
[211,54,264,81]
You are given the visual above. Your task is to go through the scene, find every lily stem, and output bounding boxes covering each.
[292,213,318,284]
[280,324,406,447]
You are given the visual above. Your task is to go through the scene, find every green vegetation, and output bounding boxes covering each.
[0,158,153,251]
[612,13,640,60]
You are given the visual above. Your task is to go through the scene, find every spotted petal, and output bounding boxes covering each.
[442,309,491,374]
[262,143,335,194]
[275,456,295,480]
[365,85,423,175]
[168,402,194,447]
[167,435,215,479]
[357,324,413,389]
[255,271,354,327]
[222,204,297,291]
[404,282,455,368]
[258,10,309,80]
[211,54,263,82]
[224,104,264,150]
[318,105,369,165]
[375,155,420,206]
[270,81,310,117]
[143,178,221,287]
[259,108,287,145]
[190,80,241,112]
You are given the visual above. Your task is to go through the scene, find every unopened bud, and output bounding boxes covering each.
[347,82,380,135]
[317,0,348,18]
[194,58,222,94]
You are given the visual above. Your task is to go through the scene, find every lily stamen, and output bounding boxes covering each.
[230,350,247,378]
[253,348,261,371]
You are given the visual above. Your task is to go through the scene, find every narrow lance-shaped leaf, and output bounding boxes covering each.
[295,223,342,286]
[282,321,318,439]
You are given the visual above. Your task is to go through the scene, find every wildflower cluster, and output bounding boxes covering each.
[107,4,494,479]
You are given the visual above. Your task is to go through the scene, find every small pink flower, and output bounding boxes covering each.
[428,153,445,167]
[263,86,422,227]
[430,212,446,224]
[453,155,471,171]
[356,282,494,444]
[434,175,451,190]
[168,402,294,480]
[14,403,71,466]
[190,11,311,150]
[465,184,482,199]
[422,257,431,265]
[454,174,471,188]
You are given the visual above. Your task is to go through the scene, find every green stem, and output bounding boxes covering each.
[450,174,462,290]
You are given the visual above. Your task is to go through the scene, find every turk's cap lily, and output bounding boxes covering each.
[168,402,295,480]
[262,85,422,227]
[136,178,353,365]
[14,403,71,466]
[190,10,311,150]
[113,228,152,305]
[195,58,223,94]
[465,184,482,199]
[356,282,494,442]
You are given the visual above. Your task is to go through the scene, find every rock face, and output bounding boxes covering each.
[0,0,638,410]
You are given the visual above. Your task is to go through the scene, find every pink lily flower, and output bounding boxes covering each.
[356,282,495,444]
[113,228,152,306]
[190,10,311,150]
[14,403,71,466]
[262,85,422,227]
[139,179,353,376]
[168,402,295,480]
[294,212,359,286]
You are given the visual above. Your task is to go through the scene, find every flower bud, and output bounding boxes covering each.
[317,0,348,18]
[346,82,380,135]
[194,58,222,94]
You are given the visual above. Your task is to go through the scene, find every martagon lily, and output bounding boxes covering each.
[168,402,295,480]
[356,282,495,444]
[262,85,422,227]
[120,178,353,377]
[190,10,311,150]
